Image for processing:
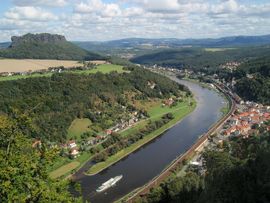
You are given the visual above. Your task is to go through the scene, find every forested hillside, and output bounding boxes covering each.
[0,115,81,202]
[0,68,188,142]
[0,33,103,60]
[235,60,270,104]
[131,46,270,69]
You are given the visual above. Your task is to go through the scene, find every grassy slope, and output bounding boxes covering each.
[49,161,80,179]
[67,118,92,140]
[86,99,196,175]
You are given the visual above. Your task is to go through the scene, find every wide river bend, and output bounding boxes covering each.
[74,78,227,203]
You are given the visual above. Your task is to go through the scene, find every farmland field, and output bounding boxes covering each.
[0,59,83,73]
[0,64,126,82]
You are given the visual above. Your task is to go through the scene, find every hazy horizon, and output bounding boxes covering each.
[1,33,270,43]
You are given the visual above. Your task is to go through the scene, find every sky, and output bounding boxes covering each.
[0,0,270,41]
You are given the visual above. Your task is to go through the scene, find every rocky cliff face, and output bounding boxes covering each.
[10,33,66,47]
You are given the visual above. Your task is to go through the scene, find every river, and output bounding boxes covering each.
[73,78,227,203]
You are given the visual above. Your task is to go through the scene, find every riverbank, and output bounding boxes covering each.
[85,98,196,175]
[122,80,235,203]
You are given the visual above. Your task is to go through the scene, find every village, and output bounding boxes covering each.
[32,109,144,159]
[187,97,270,175]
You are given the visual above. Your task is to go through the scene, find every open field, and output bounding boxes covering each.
[67,118,92,140]
[90,60,107,65]
[0,73,52,81]
[74,64,127,74]
[49,161,80,179]
[0,59,83,73]
[204,48,237,52]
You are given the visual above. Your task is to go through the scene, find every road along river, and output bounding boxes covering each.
[73,78,227,203]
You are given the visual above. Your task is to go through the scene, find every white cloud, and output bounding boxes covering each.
[74,0,121,17]
[209,0,239,14]
[5,6,58,22]
[0,0,270,41]
[12,0,68,7]
[142,0,181,13]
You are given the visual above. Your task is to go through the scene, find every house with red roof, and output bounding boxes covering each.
[67,140,77,149]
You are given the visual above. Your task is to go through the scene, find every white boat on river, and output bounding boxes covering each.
[96,175,123,193]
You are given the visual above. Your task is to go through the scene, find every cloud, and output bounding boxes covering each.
[5,6,58,22]
[141,0,181,13]
[209,0,239,15]
[74,0,121,17]
[0,0,270,41]
[12,0,68,7]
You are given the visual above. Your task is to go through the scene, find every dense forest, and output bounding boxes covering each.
[136,124,270,203]
[131,46,270,70]
[0,68,188,142]
[234,61,270,104]
[0,115,81,202]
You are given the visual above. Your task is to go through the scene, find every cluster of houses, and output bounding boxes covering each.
[109,112,140,133]
[32,139,80,159]
[54,111,142,159]
[187,101,270,177]
[85,135,107,146]
[163,98,175,106]
[31,109,143,160]
[60,140,80,158]
[223,102,270,137]
[219,61,242,72]
[57,135,107,159]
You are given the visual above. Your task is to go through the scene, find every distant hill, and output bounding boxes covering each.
[0,42,10,49]
[75,35,270,52]
[0,33,104,60]
[130,46,270,69]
